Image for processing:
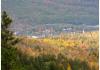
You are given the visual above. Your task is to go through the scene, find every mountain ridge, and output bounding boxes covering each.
[2,0,99,35]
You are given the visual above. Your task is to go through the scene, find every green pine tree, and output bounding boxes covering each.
[1,11,19,70]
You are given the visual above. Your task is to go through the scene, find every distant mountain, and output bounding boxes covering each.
[1,0,99,35]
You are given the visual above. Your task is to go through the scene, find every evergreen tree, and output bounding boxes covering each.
[1,11,19,70]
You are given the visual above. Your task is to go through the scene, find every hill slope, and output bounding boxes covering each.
[2,0,99,35]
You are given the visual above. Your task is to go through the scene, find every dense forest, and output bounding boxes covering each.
[1,11,98,70]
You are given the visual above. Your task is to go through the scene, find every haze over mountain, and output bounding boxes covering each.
[2,0,99,35]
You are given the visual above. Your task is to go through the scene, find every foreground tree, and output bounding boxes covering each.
[1,11,19,70]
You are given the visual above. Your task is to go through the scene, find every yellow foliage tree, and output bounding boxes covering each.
[67,63,72,70]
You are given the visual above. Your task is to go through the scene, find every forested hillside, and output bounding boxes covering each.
[2,0,99,35]
[1,11,99,70]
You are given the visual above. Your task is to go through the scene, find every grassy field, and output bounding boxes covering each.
[15,31,99,70]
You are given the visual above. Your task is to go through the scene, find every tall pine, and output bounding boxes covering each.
[1,11,19,70]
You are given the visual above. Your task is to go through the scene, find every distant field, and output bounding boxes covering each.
[15,31,99,70]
